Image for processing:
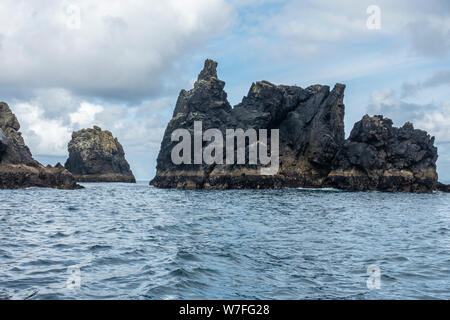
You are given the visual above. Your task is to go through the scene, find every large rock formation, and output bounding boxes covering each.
[151,59,345,189]
[151,59,446,193]
[65,126,136,183]
[0,102,81,190]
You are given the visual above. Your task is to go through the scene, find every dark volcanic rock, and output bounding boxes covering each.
[65,126,136,183]
[327,115,438,192]
[437,182,450,192]
[0,102,36,166]
[0,128,8,160]
[151,59,442,193]
[151,59,345,189]
[0,102,82,190]
[0,162,82,190]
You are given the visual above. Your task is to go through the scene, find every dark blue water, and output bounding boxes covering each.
[0,182,449,300]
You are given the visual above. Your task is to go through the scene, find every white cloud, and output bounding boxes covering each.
[369,89,399,114]
[228,0,450,63]
[14,103,72,156]
[0,0,234,102]
[10,97,169,158]
[415,103,450,142]
[367,88,450,143]
[401,69,450,97]
[408,17,450,58]
[69,102,104,128]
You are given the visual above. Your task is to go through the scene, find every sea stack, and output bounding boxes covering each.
[0,102,81,189]
[65,126,136,183]
[151,59,445,193]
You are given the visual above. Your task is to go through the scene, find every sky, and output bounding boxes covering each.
[1,0,449,181]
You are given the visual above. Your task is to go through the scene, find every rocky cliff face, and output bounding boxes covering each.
[0,128,8,160]
[0,102,81,190]
[65,126,136,183]
[0,102,36,166]
[151,59,445,193]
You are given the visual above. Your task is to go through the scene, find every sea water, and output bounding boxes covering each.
[0,182,449,299]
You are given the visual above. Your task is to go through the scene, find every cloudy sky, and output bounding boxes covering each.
[1,0,449,181]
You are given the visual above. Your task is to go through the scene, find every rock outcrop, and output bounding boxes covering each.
[65,126,136,183]
[437,182,450,192]
[151,59,445,193]
[0,102,82,190]
[327,115,438,192]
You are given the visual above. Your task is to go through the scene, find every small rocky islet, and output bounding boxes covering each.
[1,59,449,192]
[64,126,136,183]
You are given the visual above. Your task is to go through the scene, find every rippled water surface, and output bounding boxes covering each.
[0,182,449,300]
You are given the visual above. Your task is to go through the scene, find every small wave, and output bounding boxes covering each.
[28,267,67,275]
[390,256,410,262]
[22,259,60,267]
[265,251,294,260]
[0,290,12,300]
[153,224,182,233]
[175,250,201,262]
[88,244,112,251]
[123,248,146,256]
[50,231,70,238]
[175,279,209,290]
[296,187,344,192]
[192,267,220,276]
[93,256,128,265]
[0,248,11,258]
[168,267,195,278]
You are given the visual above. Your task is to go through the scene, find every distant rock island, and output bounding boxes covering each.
[0,102,81,189]
[65,126,136,183]
[151,59,449,193]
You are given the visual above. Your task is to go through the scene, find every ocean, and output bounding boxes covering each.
[0,182,449,300]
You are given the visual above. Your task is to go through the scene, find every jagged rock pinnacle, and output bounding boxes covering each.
[197,59,218,81]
